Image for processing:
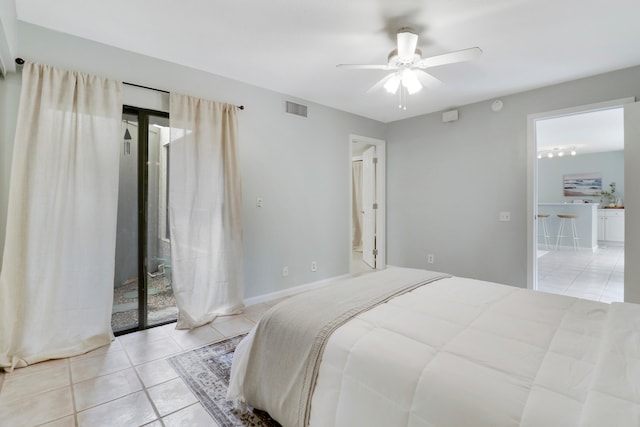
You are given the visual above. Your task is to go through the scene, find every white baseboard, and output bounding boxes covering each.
[244,273,352,307]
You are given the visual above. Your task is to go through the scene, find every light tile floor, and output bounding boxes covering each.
[536,243,624,303]
[0,302,277,427]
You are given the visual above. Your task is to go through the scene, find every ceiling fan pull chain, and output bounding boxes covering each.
[398,86,408,110]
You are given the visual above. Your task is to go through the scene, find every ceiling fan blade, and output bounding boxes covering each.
[397,29,418,62]
[336,64,396,70]
[416,47,482,69]
[413,69,444,88]
[366,74,395,94]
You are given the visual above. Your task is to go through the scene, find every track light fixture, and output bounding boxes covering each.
[538,146,577,159]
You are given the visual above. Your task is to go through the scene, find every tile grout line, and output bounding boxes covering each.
[67,357,79,427]
[133,362,164,426]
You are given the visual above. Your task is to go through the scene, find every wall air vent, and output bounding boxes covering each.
[285,101,308,118]
[442,109,459,123]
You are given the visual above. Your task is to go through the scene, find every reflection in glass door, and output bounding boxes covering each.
[146,114,177,327]
[112,108,177,334]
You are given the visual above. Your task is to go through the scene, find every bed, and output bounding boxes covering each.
[227,267,640,426]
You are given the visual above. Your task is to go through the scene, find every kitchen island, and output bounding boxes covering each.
[538,203,599,250]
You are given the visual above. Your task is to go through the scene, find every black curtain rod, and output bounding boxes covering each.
[14,58,244,110]
[124,81,245,110]
[124,81,170,94]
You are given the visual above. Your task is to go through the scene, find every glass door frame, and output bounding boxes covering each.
[116,105,172,336]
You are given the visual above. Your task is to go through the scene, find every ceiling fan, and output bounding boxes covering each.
[337,28,482,108]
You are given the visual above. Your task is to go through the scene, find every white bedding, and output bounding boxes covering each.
[230,269,640,426]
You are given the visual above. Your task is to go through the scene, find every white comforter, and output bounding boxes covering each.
[231,271,640,426]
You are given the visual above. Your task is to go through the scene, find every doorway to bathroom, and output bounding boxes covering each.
[350,134,386,274]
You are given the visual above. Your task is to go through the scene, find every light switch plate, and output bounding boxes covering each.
[499,211,511,222]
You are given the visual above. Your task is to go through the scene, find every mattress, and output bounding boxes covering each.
[228,267,640,426]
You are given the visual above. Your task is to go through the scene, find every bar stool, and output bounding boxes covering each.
[538,214,551,250]
[555,214,579,251]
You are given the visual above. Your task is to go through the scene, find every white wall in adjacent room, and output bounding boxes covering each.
[537,151,624,204]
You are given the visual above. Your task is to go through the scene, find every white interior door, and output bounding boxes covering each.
[362,146,376,268]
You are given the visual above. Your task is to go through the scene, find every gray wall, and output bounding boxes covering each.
[538,151,624,204]
[386,66,640,291]
[0,23,386,299]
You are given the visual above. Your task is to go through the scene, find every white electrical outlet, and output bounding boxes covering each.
[427,254,435,264]
[256,197,263,208]
[499,211,511,222]
[282,266,289,277]
[311,261,318,272]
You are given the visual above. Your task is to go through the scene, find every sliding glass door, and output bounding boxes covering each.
[112,107,177,334]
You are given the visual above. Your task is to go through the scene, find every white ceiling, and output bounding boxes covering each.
[536,108,624,156]
[12,0,640,123]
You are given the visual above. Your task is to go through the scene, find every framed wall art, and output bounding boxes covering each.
[563,172,602,197]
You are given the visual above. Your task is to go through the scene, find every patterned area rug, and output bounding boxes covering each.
[168,334,281,427]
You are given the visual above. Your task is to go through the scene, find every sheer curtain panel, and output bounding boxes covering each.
[169,93,244,329]
[0,63,122,371]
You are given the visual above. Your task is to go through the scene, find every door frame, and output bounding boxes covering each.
[361,145,377,268]
[526,97,635,291]
[349,134,386,271]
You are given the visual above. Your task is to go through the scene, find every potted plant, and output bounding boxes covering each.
[600,182,616,207]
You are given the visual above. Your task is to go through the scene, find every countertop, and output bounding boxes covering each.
[538,203,600,207]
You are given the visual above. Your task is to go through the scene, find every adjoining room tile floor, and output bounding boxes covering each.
[0,301,279,427]
[537,243,624,303]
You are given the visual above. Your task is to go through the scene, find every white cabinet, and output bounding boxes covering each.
[598,209,625,243]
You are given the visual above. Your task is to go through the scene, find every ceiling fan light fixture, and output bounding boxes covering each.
[401,69,422,94]
[336,28,482,109]
[384,74,401,94]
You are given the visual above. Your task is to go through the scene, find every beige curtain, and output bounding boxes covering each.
[0,63,122,371]
[169,93,244,329]
[352,161,363,250]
